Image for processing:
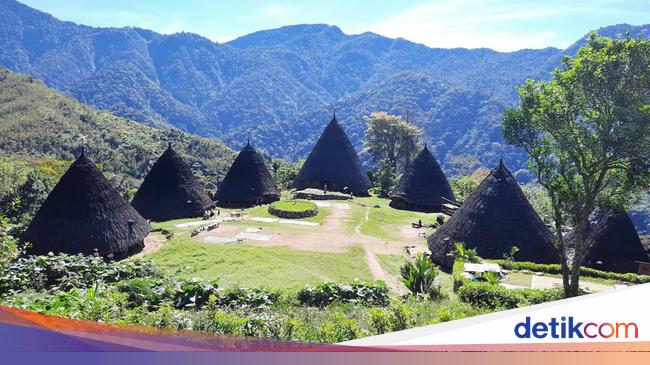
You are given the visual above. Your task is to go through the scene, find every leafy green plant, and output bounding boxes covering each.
[218,287,280,310]
[0,253,161,295]
[297,280,389,307]
[458,281,565,309]
[457,282,521,309]
[481,272,500,285]
[452,242,481,263]
[172,278,220,309]
[400,252,442,299]
[502,246,520,262]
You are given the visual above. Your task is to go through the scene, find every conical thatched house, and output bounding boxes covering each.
[214,142,280,207]
[390,145,455,212]
[23,152,150,259]
[567,208,648,273]
[132,144,214,221]
[428,160,558,266]
[293,114,371,196]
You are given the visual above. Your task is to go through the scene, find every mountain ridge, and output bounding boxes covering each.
[1,0,648,175]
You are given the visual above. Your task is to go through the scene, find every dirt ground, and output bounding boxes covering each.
[133,232,167,258]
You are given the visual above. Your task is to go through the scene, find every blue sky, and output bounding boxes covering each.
[19,0,650,51]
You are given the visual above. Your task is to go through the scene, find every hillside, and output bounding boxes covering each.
[0,0,648,173]
[0,67,234,192]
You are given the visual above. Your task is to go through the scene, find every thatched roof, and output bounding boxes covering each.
[214,142,280,208]
[22,152,149,259]
[131,144,215,221]
[389,145,455,212]
[567,208,649,273]
[428,160,558,264]
[293,114,371,196]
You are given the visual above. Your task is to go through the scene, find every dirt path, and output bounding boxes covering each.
[355,207,408,295]
[132,232,167,258]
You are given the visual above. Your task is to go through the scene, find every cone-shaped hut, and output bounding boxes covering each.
[428,160,558,266]
[293,114,371,196]
[566,208,649,273]
[23,152,150,259]
[390,145,455,212]
[131,144,215,221]
[214,142,280,207]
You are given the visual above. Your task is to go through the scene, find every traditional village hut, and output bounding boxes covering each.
[22,151,150,259]
[389,144,456,212]
[214,142,280,207]
[293,114,371,196]
[131,144,215,221]
[427,160,558,267]
[566,208,649,273]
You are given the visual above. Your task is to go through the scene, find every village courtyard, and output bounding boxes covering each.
[140,194,623,295]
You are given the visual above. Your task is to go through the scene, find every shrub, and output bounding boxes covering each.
[452,242,481,263]
[297,280,389,307]
[458,282,521,309]
[458,282,565,309]
[316,313,363,343]
[115,278,172,309]
[218,287,280,310]
[172,278,220,309]
[268,200,318,219]
[0,253,161,295]
[400,252,442,299]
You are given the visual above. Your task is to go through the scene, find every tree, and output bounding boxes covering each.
[364,112,422,171]
[449,168,490,204]
[501,34,650,297]
[374,159,398,198]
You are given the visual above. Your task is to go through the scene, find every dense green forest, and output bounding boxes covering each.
[0,67,235,195]
[2,0,648,173]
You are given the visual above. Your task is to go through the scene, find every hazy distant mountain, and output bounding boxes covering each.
[0,0,648,174]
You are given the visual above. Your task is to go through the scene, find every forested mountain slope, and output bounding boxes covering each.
[1,0,647,174]
[0,67,234,191]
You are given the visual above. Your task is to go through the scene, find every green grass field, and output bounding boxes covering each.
[245,203,328,223]
[270,200,317,212]
[149,220,372,288]
[353,196,440,242]
[149,195,451,291]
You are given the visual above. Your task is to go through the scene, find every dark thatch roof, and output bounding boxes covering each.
[22,153,149,259]
[214,142,280,208]
[131,145,215,221]
[566,208,649,273]
[428,160,558,264]
[389,145,455,212]
[293,114,371,196]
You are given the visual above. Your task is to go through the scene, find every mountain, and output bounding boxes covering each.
[0,66,234,191]
[1,0,648,174]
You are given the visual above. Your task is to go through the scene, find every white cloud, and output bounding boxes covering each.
[352,0,581,51]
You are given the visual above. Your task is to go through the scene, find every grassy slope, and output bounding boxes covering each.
[353,196,441,242]
[0,67,235,191]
